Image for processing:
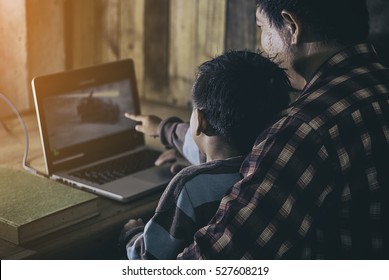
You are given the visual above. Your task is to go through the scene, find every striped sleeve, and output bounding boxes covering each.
[126,160,241,259]
[159,117,203,164]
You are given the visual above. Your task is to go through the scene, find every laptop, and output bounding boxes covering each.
[31,59,173,202]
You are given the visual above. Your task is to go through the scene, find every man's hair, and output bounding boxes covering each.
[192,50,291,155]
[256,0,369,45]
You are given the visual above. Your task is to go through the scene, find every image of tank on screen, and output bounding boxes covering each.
[44,79,136,151]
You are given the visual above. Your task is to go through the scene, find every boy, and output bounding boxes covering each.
[121,50,292,259]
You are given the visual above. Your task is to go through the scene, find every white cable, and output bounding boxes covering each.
[0,93,48,177]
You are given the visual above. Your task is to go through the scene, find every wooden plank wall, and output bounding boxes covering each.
[65,0,389,104]
[0,0,29,117]
[2,0,389,116]
[0,0,65,118]
[26,0,66,83]
[0,0,259,116]
[168,0,227,107]
[66,0,231,108]
[143,0,170,102]
[66,0,146,99]
[225,0,257,51]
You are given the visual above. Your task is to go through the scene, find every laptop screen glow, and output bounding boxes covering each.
[44,78,136,152]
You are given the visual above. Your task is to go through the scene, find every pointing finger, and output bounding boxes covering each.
[125,113,144,122]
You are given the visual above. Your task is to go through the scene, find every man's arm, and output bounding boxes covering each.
[178,117,334,259]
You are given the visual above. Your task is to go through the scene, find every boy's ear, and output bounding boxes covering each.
[281,10,301,45]
[196,109,214,136]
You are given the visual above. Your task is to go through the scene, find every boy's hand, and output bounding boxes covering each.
[118,218,144,256]
[155,149,191,174]
[125,114,162,138]
[124,218,144,231]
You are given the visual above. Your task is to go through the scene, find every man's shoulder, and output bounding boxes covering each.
[285,44,389,129]
[285,77,388,130]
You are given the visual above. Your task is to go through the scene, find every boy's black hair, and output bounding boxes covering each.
[192,50,291,155]
[256,0,369,45]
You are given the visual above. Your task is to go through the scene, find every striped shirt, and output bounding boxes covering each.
[126,156,243,259]
[159,117,203,165]
[178,44,389,259]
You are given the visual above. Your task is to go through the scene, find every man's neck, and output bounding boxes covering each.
[293,42,345,85]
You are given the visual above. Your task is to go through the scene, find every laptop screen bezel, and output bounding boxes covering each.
[32,59,145,174]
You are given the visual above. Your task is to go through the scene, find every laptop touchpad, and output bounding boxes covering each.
[133,165,173,184]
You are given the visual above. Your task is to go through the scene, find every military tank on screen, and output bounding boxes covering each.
[77,91,120,124]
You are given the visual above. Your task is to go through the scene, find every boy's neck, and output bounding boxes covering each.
[201,136,242,162]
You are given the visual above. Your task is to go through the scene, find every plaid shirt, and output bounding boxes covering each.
[178,44,389,259]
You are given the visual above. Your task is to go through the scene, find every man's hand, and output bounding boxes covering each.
[155,149,191,174]
[125,114,162,138]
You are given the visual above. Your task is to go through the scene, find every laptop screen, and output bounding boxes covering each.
[32,59,145,173]
[44,79,135,151]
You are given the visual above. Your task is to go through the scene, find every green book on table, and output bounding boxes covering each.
[0,168,99,245]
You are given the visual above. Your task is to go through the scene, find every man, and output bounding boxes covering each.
[178,0,389,259]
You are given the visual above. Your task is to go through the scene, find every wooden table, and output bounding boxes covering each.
[0,101,190,259]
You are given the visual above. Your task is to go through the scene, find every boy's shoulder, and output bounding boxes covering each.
[155,156,244,213]
[177,157,243,186]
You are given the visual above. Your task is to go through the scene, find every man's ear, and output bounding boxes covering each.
[196,109,214,136]
[281,10,301,45]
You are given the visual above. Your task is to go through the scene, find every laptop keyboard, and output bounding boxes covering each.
[70,149,161,184]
